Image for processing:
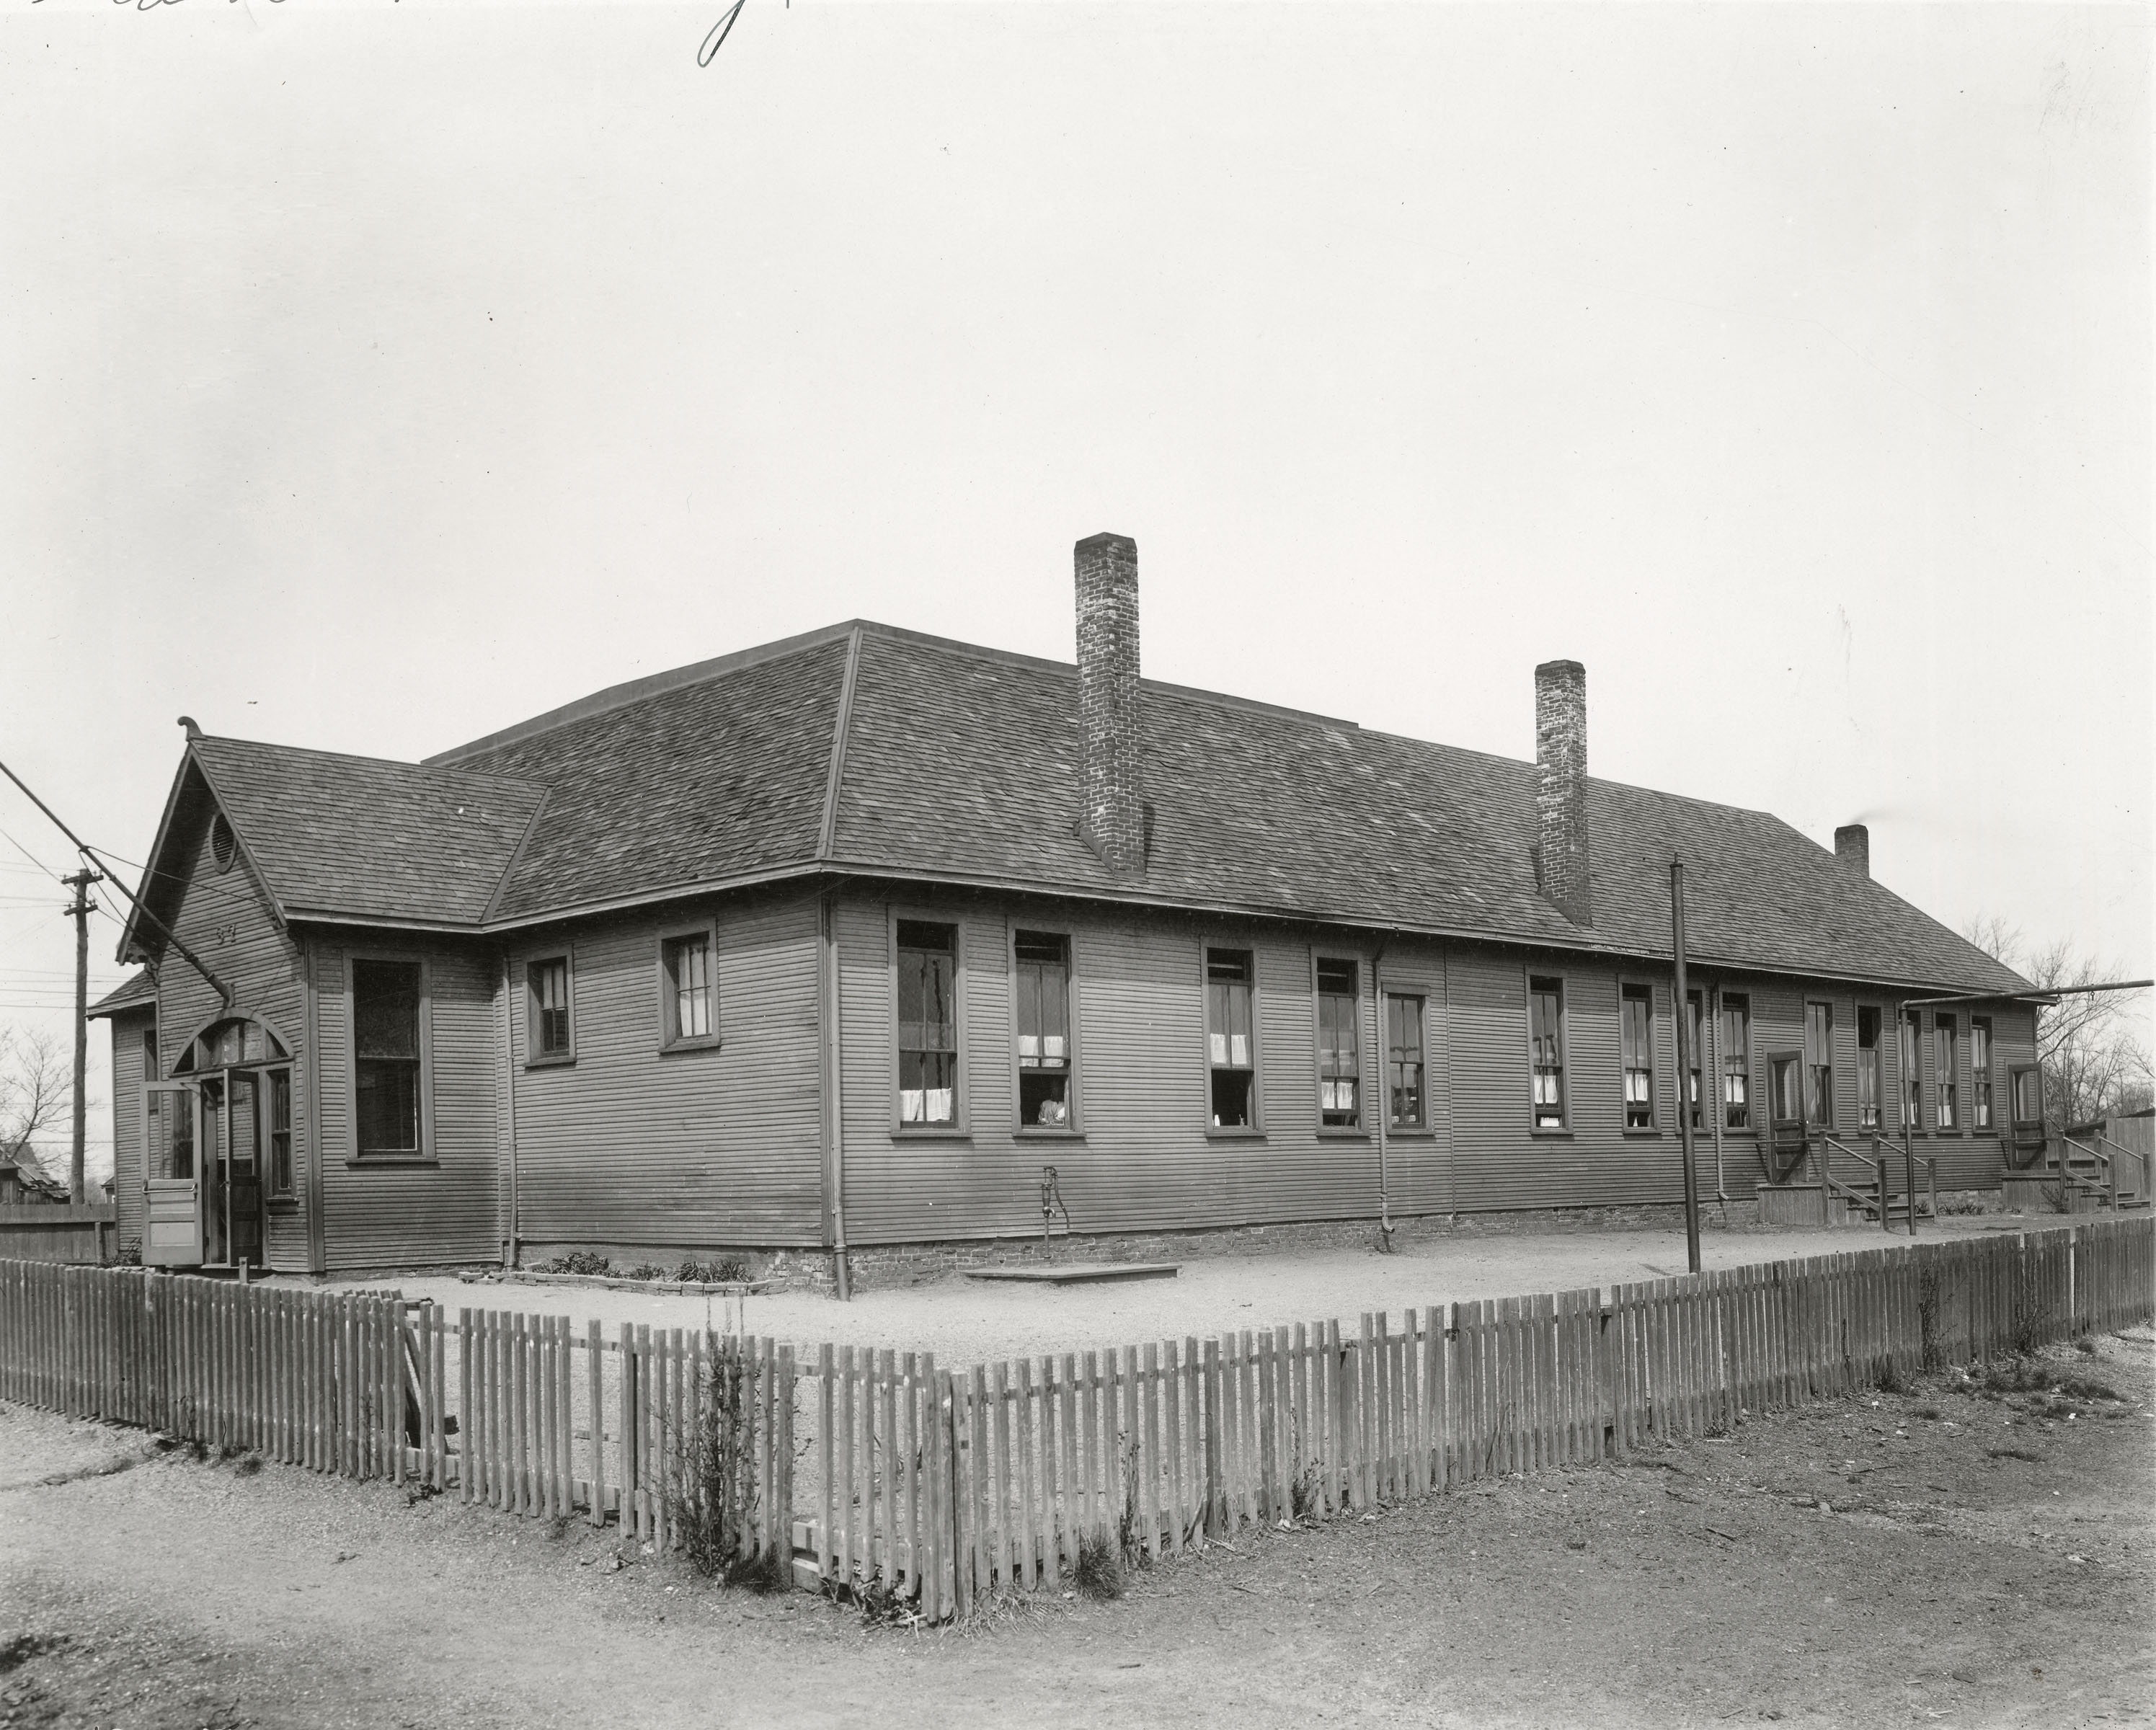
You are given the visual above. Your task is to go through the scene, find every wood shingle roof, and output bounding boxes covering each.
[130,622,2031,997]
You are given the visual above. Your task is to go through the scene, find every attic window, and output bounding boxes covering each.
[211,815,237,874]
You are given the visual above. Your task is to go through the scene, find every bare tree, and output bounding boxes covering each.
[1963,918,2155,1126]
[0,1026,71,1187]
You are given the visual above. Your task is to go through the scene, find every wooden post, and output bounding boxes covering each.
[1672,858,1702,1274]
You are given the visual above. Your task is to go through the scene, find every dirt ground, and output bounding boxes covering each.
[340,1217,2019,1370]
[4,1325,2150,1730]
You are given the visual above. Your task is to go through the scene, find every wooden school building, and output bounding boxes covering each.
[89,533,2047,1282]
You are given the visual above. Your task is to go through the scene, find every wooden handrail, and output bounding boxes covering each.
[2088,1132,2150,1197]
[1819,1136,1891,1230]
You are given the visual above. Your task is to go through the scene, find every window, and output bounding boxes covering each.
[1856,1006,1881,1131]
[1207,949,1256,1129]
[353,958,422,1155]
[1684,989,1705,1132]
[1804,1002,1834,1127]
[211,814,237,874]
[2010,1065,2044,1131]
[528,955,573,1063]
[1620,984,1655,1129]
[1902,1011,1922,1129]
[660,928,716,1049]
[897,921,958,1127]
[267,1068,293,1197]
[1386,993,1427,1130]
[1721,992,1751,1130]
[143,1026,159,1082]
[1971,1018,1993,1130]
[1014,931,1073,1129]
[1316,958,1361,1130]
[1529,976,1566,1130]
[1935,1014,1958,1130]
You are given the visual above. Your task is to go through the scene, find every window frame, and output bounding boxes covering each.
[1901,1008,1924,1132]
[1855,1003,1884,1132]
[1971,1015,1994,1132]
[265,1065,295,1201]
[890,908,967,1138]
[1683,987,1705,1134]
[1525,970,1570,1135]
[1618,978,1659,1134]
[1802,999,1836,1131]
[1934,1012,1961,1134]
[1718,989,1754,1135]
[1009,924,1081,1138]
[343,949,435,1166]
[655,919,722,1055]
[525,948,577,1069]
[1310,952,1367,1137]
[1384,990,1431,1135]
[1202,944,1263,1137]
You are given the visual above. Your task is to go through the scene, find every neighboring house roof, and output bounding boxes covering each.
[86,968,157,1020]
[120,621,2032,997]
[1,1145,68,1202]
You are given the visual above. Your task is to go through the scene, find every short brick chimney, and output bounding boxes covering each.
[1835,823,1870,877]
[1075,532,1144,875]
[1534,659,1592,926]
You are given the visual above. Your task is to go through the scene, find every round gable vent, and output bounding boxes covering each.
[211,814,237,874]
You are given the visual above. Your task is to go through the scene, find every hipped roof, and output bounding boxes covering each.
[117,621,2031,998]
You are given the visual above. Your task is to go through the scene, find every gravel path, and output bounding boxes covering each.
[315,1216,2022,1370]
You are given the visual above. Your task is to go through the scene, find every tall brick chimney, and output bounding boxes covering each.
[1534,659,1592,926]
[1075,532,1145,875]
[1835,823,1870,877]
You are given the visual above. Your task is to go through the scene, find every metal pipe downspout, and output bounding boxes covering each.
[1708,981,1727,1214]
[501,950,521,1269]
[1372,933,1395,1248]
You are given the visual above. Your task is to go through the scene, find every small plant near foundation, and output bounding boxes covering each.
[1073,1532,1125,1601]
[533,1251,612,1276]
[666,1335,786,1592]
[675,1256,752,1284]
[623,1261,667,1282]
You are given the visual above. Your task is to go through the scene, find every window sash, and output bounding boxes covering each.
[1529,979,1565,1127]
[1207,953,1254,1072]
[529,957,572,1057]
[1014,936,1070,1072]
[897,923,959,1126]
[1386,994,1426,1130]
[1935,1018,1958,1129]
[664,936,714,1042]
[1621,988,1654,1127]
[1971,1019,1993,1129]
[1902,1014,1922,1127]
[1684,991,1704,1130]
[267,1068,293,1197]
[1720,994,1751,1130]
[1317,969,1359,1126]
[1804,1003,1833,1126]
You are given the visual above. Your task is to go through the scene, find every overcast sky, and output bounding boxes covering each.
[2,1,2147,1182]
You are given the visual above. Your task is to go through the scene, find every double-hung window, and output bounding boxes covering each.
[1804,1001,1835,1128]
[1621,984,1655,1130]
[1856,1006,1881,1131]
[1971,1017,1993,1130]
[1684,989,1705,1132]
[897,921,959,1127]
[1386,993,1427,1130]
[1014,931,1073,1129]
[267,1069,293,1198]
[1935,1014,1958,1130]
[528,954,573,1063]
[1207,949,1256,1129]
[1721,992,1751,1130]
[659,928,717,1050]
[1529,976,1566,1130]
[1316,959,1361,1130]
[1902,1011,1922,1129]
[353,957,424,1156]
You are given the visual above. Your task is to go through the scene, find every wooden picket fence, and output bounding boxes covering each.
[798,1217,2154,1619]
[1,1217,2150,1625]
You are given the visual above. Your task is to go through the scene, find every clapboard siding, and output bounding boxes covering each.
[507,892,824,1248]
[314,940,500,1269]
[1375,940,1450,1218]
[107,1008,152,1254]
[841,890,1408,1245]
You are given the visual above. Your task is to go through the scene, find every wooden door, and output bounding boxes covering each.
[142,1081,204,1267]
[1765,1050,1806,1184]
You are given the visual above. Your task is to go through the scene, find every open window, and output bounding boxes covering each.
[1620,983,1655,1130]
[1856,1006,1882,1131]
[1529,975,1566,1130]
[1720,991,1752,1131]
[1316,957,1361,1130]
[896,919,959,1128]
[1386,993,1427,1130]
[658,926,718,1052]
[1013,931,1073,1130]
[1971,1017,1993,1130]
[1934,1014,1958,1131]
[1684,989,1705,1132]
[1206,949,1256,1130]
[1803,1001,1835,1130]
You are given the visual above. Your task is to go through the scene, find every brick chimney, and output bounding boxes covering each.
[1835,823,1870,877]
[1075,532,1145,875]
[1534,659,1592,926]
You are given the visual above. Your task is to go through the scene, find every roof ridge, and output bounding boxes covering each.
[198,733,544,791]
[424,621,865,767]
[817,626,865,861]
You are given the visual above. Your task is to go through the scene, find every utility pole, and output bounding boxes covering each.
[1672,857,1702,1275]
[63,868,101,1205]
